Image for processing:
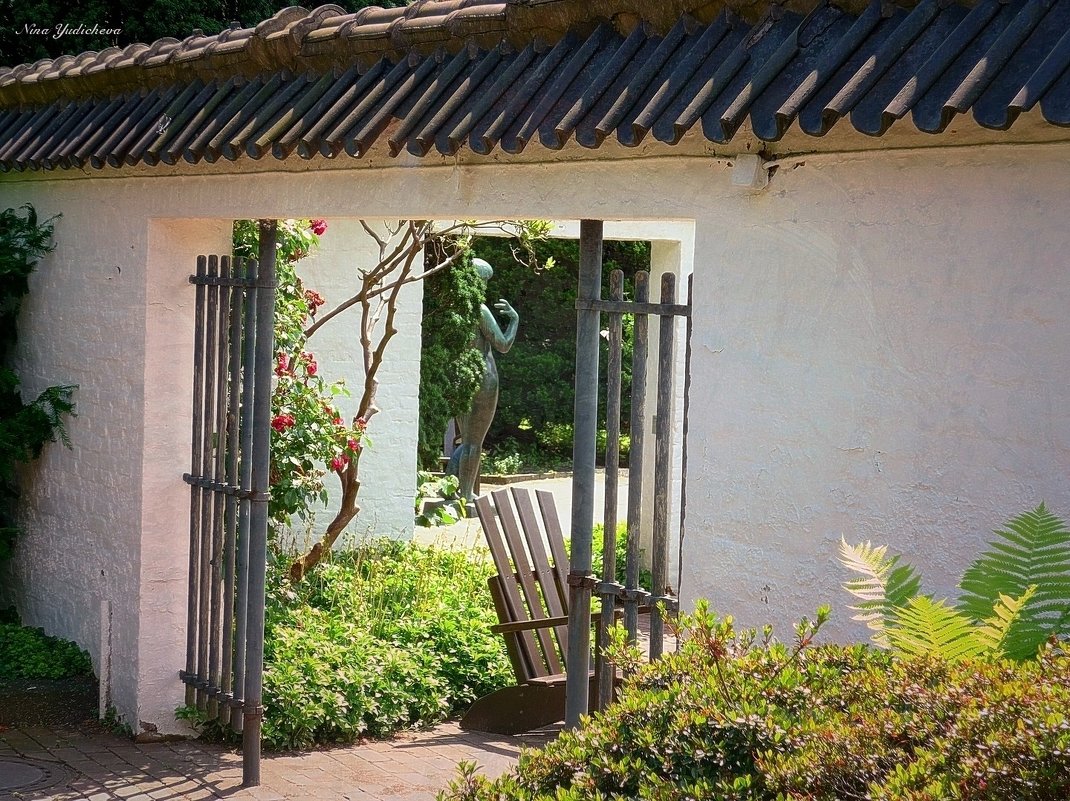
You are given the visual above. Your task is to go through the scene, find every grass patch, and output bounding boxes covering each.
[261,539,512,749]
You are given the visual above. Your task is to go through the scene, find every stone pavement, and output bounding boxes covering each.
[0,722,551,801]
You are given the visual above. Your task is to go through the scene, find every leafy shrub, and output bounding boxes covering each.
[536,423,631,465]
[482,450,523,476]
[0,621,93,683]
[0,205,76,563]
[441,604,1070,801]
[842,504,1070,660]
[588,521,653,592]
[415,472,467,527]
[262,540,512,748]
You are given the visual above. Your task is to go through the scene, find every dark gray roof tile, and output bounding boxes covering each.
[3,0,1070,172]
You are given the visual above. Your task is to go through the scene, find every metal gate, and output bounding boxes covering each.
[180,221,277,786]
[565,220,692,724]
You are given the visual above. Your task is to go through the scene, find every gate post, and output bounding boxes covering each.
[242,220,276,787]
[565,219,603,728]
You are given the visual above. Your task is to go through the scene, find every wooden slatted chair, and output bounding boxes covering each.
[459,486,604,734]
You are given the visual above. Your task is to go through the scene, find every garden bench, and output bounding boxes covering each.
[459,486,613,734]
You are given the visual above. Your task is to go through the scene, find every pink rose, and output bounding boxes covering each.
[310,219,327,236]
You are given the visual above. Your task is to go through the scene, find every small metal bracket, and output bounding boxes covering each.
[243,703,265,719]
[620,587,651,604]
[595,581,624,597]
[649,594,680,613]
[566,571,598,590]
[188,274,260,288]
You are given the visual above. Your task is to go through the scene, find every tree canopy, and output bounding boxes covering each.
[0,0,404,67]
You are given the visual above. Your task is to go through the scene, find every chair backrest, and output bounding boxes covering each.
[474,487,572,681]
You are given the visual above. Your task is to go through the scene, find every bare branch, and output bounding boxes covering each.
[365,250,462,300]
[359,219,388,250]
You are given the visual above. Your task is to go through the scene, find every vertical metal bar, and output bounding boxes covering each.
[624,271,649,644]
[184,256,207,708]
[676,274,693,647]
[595,269,624,710]
[207,257,232,720]
[220,257,243,718]
[243,221,276,787]
[649,273,677,660]
[565,219,603,729]
[231,258,258,733]
[207,257,233,718]
[196,255,220,710]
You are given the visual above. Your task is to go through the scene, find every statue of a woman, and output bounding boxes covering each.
[448,258,519,502]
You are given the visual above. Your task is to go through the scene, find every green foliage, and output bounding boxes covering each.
[261,540,512,748]
[842,504,1070,661]
[418,247,485,470]
[0,206,76,563]
[0,1,405,67]
[0,621,93,683]
[101,704,134,738]
[414,472,467,527]
[469,237,648,462]
[586,521,653,591]
[441,605,1070,801]
[958,503,1070,659]
[839,538,924,647]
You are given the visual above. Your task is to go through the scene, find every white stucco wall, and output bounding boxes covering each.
[4,130,1070,728]
[284,219,421,548]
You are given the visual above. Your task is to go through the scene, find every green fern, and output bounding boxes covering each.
[884,596,988,660]
[973,586,1037,657]
[842,504,1070,662]
[839,539,922,647]
[958,504,1070,660]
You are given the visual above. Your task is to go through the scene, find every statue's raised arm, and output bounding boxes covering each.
[446,258,520,502]
[481,298,519,354]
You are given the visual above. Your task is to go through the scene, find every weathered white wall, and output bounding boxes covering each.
[286,219,421,548]
[4,137,1070,728]
[682,148,1070,639]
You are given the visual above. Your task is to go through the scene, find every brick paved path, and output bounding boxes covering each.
[0,722,550,800]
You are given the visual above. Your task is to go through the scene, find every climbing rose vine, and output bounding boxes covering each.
[233,219,366,530]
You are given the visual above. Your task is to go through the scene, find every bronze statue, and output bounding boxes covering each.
[448,258,519,502]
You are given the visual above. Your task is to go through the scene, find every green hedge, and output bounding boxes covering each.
[0,621,93,684]
[442,603,1070,801]
[261,540,512,748]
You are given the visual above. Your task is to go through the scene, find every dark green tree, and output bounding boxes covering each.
[0,0,404,67]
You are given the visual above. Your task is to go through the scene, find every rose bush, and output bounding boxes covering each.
[233,219,365,530]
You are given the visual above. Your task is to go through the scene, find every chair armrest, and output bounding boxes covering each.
[491,609,605,635]
[492,616,569,634]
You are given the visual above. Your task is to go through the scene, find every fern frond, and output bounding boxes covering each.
[886,596,987,661]
[840,539,922,648]
[958,504,1070,660]
[973,586,1037,658]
